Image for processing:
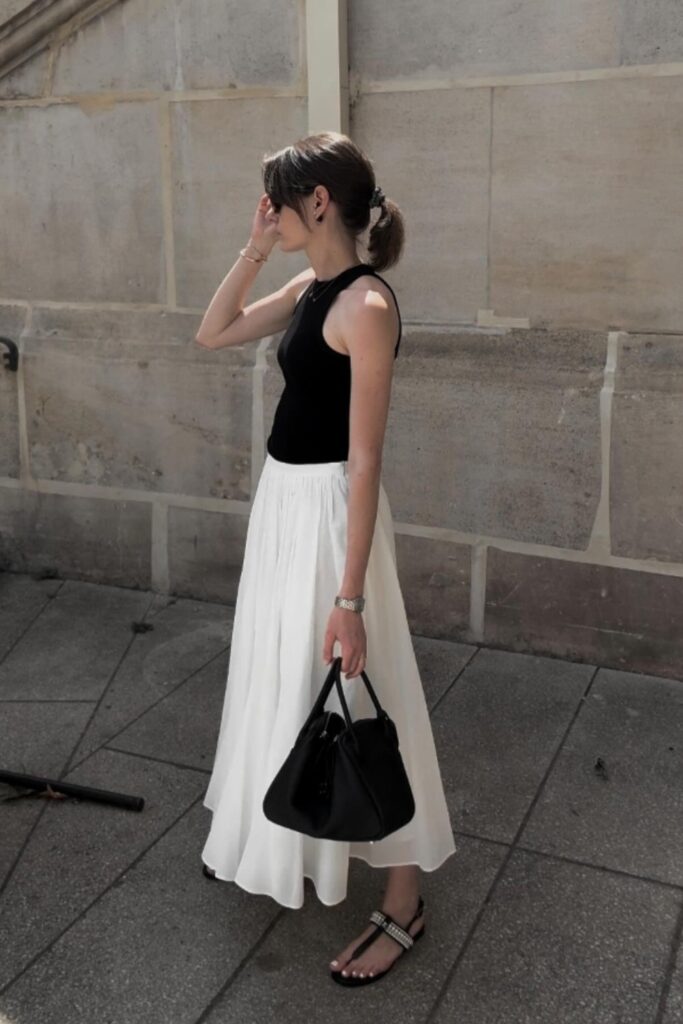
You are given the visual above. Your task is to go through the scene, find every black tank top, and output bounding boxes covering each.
[266,263,402,464]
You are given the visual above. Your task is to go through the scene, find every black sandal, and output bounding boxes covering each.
[330,895,425,986]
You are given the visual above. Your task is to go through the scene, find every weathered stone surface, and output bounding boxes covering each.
[611,332,683,562]
[23,308,253,498]
[0,1,32,20]
[0,487,152,587]
[167,505,249,603]
[394,532,471,640]
[0,101,164,303]
[171,97,308,309]
[0,304,25,477]
[0,48,49,99]
[621,0,683,65]
[350,0,620,79]
[490,76,683,331]
[485,547,683,677]
[431,850,679,1024]
[352,87,490,323]
[52,0,301,93]
[382,328,604,547]
[521,666,683,886]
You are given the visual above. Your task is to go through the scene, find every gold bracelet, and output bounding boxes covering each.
[246,239,267,259]
[239,248,267,263]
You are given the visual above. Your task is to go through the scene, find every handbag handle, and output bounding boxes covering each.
[297,656,388,744]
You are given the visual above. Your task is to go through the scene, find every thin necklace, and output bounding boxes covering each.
[308,263,366,303]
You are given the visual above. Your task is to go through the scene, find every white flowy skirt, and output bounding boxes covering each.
[201,452,457,909]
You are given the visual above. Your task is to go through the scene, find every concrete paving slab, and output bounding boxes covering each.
[0,578,151,700]
[0,700,92,885]
[0,747,207,990]
[412,634,477,710]
[68,594,233,768]
[103,631,470,773]
[109,650,230,772]
[431,648,593,841]
[200,834,504,1024]
[430,849,679,1024]
[662,929,683,1024]
[520,667,683,886]
[0,802,279,1024]
[0,571,63,659]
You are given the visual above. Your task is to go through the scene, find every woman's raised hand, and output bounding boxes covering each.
[249,193,280,253]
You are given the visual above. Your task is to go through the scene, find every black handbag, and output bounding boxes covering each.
[262,655,415,841]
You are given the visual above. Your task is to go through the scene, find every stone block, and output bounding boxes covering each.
[352,88,490,323]
[0,48,49,99]
[490,76,683,331]
[23,308,253,499]
[484,547,683,677]
[521,666,683,886]
[0,487,152,587]
[0,102,164,303]
[171,97,308,309]
[167,505,249,603]
[52,0,301,93]
[431,850,678,1024]
[621,0,683,65]
[611,332,683,561]
[0,304,25,477]
[383,327,604,548]
[350,0,620,80]
[394,532,471,640]
[431,647,591,840]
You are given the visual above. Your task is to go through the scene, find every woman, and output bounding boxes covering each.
[196,131,456,986]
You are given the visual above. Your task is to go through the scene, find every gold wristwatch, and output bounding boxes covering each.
[334,594,365,613]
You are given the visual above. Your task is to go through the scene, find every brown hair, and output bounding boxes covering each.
[261,131,404,273]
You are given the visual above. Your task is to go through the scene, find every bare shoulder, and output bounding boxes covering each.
[329,271,400,355]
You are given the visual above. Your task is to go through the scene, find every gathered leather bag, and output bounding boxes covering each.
[262,656,415,841]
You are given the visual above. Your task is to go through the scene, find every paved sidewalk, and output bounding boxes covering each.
[0,570,681,1024]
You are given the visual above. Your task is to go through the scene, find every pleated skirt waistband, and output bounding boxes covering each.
[263,452,348,478]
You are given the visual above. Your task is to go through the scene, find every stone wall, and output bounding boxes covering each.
[1,0,683,678]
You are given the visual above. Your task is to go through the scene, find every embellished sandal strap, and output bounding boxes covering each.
[369,909,414,950]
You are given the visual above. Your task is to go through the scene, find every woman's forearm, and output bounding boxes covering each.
[339,461,382,596]
[195,240,271,345]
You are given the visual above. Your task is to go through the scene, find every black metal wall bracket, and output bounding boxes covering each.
[0,337,18,372]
